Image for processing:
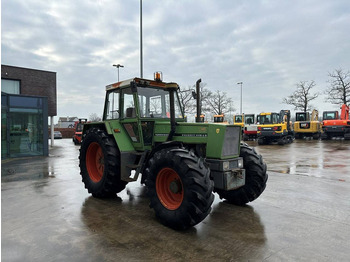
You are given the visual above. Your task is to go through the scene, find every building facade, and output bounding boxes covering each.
[1,65,57,158]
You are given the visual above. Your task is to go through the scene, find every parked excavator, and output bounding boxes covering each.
[321,104,350,140]
[293,109,321,139]
[257,110,294,145]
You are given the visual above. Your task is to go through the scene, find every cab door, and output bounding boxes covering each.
[119,87,144,150]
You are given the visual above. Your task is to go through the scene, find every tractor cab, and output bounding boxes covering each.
[102,72,185,150]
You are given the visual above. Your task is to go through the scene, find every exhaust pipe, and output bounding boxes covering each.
[195,78,202,123]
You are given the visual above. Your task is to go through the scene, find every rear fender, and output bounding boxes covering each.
[83,122,135,152]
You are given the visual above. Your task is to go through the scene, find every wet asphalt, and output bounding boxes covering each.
[1,138,350,261]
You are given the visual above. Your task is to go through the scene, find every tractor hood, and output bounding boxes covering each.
[153,122,241,159]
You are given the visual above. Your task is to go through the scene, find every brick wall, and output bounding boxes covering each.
[2,65,57,116]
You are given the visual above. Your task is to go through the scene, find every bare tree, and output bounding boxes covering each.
[282,80,319,112]
[178,83,213,115]
[178,85,196,115]
[325,68,350,105]
[89,113,102,122]
[205,90,234,115]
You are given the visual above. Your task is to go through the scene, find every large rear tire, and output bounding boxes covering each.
[145,147,214,230]
[79,128,127,198]
[215,144,268,205]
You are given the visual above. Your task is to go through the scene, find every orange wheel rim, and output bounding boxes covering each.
[156,168,184,210]
[86,142,104,182]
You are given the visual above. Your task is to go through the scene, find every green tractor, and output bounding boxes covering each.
[79,73,268,229]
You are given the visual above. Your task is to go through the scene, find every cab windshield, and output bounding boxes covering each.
[296,113,307,121]
[245,115,254,124]
[214,116,224,122]
[234,115,243,123]
[257,113,279,124]
[323,112,337,120]
[137,87,184,119]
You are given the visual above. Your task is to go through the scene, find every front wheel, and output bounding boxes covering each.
[145,147,214,230]
[79,128,127,198]
[215,144,268,205]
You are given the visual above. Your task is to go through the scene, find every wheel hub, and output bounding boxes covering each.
[156,168,184,210]
[169,179,182,194]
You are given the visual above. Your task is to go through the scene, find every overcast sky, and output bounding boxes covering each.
[2,0,350,122]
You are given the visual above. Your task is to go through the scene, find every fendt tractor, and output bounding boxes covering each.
[257,110,294,145]
[73,118,88,145]
[79,73,268,230]
[293,109,321,139]
[321,104,350,140]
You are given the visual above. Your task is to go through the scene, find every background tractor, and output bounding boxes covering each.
[293,109,321,139]
[257,110,294,145]
[79,73,268,230]
[321,104,350,140]
[73,118,88,145]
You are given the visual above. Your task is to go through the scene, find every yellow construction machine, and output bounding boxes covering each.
[293,109,321,139]
[257,110,294,145]
[213,114,228,124]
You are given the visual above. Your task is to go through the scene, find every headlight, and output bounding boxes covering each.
[223,161,229,170]
[238,158,243,168]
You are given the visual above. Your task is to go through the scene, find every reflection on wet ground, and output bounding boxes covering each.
[247,139,350,181]
[2,139,350,261]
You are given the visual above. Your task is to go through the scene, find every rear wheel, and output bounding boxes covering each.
[79,128,127,198]
[215,144,268,206]
[145,147,214,229]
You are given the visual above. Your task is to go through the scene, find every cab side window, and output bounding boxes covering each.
[106,90,120,119]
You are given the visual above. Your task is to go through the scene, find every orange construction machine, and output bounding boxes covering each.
[321,104,350,140]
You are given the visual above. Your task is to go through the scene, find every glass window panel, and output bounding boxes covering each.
[137,87,183,119]
[9,111,44,157]
[123,88,135,118]
[1,79,20,94]
[106,90,120,119]
[9,96,42,108]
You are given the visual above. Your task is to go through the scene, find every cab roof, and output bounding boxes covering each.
[105,77,179,91]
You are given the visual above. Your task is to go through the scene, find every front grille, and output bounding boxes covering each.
[221,126,240,157]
